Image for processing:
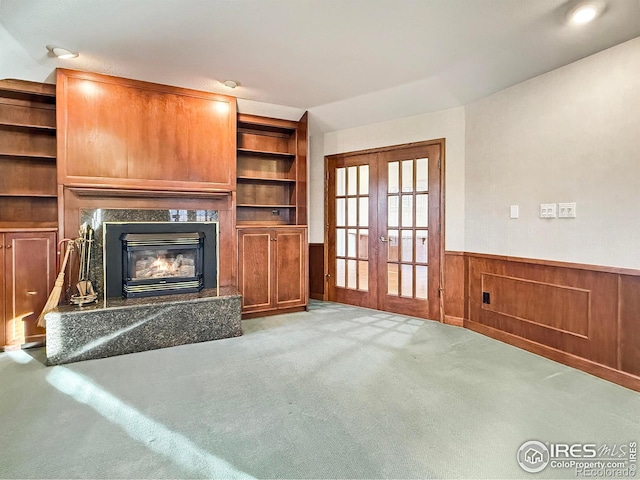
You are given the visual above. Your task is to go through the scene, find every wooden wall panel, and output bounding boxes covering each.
[57,69,236,191]
[309,243,325,300]
[619,275,640,376]
[481,273,590,337]
[459,252,640,392]
[467,254,618,367]
[443,251,464,325]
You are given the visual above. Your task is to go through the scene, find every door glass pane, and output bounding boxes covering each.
[359,261,369,291]
[416,194,428,227]
[402,159,413,192]
[347,166,358,195]
[387,230,399,261]
[416,265,428,299]
[401,264,413,297]
[388,162,399,193]
[336,167,346,196]
[401,230,413,262]
[416,230,428,263]
[347,259,357,289]
[347,229,357,257]
[358,229,368,259]
[416,158,428,191]
[336,259,345,288]
[388,263,398,296]
[359,197,369,227]
[336,198,345,226]
[336,228,346,257]
[347,198,357,226]
[388,196,399,227]
[401,195,413,227]
[359,165,369,195]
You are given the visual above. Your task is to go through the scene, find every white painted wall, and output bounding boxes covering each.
[465,36,640,269]
[0,22,53,82]
[309,107,465,249]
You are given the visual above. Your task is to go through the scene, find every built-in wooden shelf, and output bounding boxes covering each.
[0,153,56,161]
[0,193,57,198]
[0,79,56,104]
[237,148,295,157]
[236,176,296,183]
[0,122,56,133]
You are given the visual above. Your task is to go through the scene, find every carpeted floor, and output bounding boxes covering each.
[0,300,638,479]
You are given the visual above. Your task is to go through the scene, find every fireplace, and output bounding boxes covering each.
[121,232,205,297]
[104,221,218,299]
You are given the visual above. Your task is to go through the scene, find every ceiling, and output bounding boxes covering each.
[1,0,639,131]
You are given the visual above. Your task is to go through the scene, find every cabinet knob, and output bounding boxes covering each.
[0,245,3,249]
[5,244,11,248]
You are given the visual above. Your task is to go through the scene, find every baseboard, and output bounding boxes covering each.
[309,293,324,301]
[241,305,307,320]
[464,319,640,392]
[443,315,463,327]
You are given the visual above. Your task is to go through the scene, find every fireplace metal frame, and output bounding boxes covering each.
[103,221,219,299]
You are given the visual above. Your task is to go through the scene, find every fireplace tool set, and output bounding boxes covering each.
[70,224,98,306]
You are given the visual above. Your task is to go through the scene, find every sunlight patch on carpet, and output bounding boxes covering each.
[46,367,254,479]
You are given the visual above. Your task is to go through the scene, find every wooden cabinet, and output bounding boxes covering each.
[1,231,56,348]
[0,79,57,229]
[56,69,237,192]
[236,113,307,225]
[236,113,308,316]
[238,227,307,315]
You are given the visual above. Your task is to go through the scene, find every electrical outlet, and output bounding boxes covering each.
[540,203,557,218]
[558,202,576,218]
[271,209,280,216]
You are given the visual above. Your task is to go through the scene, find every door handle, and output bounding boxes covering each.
[379,236,387,242]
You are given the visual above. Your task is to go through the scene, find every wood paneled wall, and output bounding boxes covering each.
[444,251,640,392]
[309,243,325,300]
[56,69,236,192]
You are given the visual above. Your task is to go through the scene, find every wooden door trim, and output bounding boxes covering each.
[324,139,445,321]
[326,139,446,161]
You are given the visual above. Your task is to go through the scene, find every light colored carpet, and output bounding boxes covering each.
[0,300,638,479]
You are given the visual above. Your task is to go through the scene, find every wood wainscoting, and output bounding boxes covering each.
[309,243,325,300]
[443,251,640,392]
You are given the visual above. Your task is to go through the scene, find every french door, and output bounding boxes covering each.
[326,141,442,320]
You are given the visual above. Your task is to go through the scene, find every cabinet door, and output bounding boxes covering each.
[4,232,56,346]
[274,228,307,309]
[238,230,273,313]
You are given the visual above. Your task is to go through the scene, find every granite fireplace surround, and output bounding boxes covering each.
[45,209,243,366]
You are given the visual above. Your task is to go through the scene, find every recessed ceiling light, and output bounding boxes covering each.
[222,80,239,89]
[567,1,605,25]
[46,45,79,59]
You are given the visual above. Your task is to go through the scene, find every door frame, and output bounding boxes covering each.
[323,139,446,322]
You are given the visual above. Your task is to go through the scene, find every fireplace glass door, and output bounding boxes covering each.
[121,232,204,297]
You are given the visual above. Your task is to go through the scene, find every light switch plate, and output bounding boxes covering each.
[510,205,519,219]
[558,202,576,218]
[540,203,557,218]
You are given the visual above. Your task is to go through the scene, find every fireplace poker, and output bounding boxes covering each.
[71,224,97,306]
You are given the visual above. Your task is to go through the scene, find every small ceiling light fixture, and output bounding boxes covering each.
[46,45,79,59]
[567,1,605,25]
[222,80,239,89]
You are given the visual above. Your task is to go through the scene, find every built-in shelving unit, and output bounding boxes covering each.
[0,79,57,229]
[236,114,305,225]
